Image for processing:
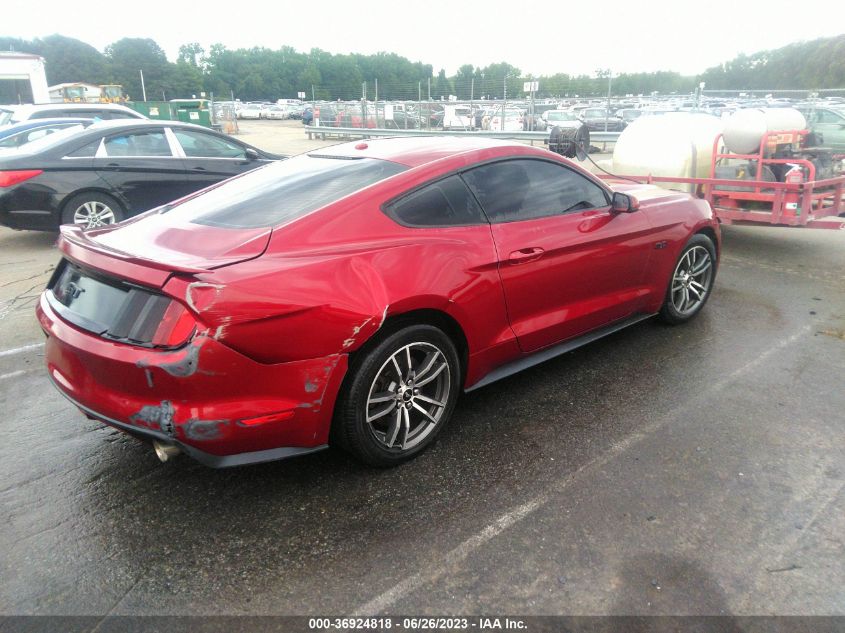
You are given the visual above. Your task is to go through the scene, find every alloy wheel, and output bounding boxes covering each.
[73,201,117,228]
[670,245,713,315]
[365,342,451,451]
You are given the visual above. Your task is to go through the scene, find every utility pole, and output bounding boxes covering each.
[374,77,378,128]
[596,68,612,131]
[418,81,423,129]
[470,77,474,129]
[139,69,147,102]
[362,81,367,129]
[503,76,507,127]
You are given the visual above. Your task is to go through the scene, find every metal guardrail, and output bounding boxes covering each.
[304,125,621,144]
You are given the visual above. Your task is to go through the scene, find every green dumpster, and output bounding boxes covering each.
[129,101,177,121]
[170,99,213,128]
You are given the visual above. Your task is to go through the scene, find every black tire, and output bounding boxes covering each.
[332,324,461,467]
[61,192,125,229]
[659,234,717,324]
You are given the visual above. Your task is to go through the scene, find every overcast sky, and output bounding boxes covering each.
[6,0,845,77]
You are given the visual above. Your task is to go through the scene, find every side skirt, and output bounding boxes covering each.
[466,313,656,393]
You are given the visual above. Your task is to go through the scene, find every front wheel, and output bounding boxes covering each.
[333,324,461,467]
[659,234,717,324]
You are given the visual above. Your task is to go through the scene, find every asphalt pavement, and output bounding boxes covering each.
[0,129,843,627]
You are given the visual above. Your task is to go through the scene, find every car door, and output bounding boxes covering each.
[170,127,269,191]
[461,158,654,353]
[91,127,188,212]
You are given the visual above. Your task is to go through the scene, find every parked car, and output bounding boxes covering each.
[0,117,94,149]
[0,103,145,129]
[237,104,265,120]
[581,107,625,132]
[797,106,845,152]
[542,110,583,129]
[36,136,720,468]
[264,106,289,120]
[383,109,420,130]
[442,105,474,130]
[616,108,644,125]
[0,119,281,231]
[489,108,524,131]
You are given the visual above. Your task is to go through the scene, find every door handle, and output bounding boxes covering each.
[507,247,545,264]
[191,166,207,171]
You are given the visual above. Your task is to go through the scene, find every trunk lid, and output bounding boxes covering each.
[59,211,271,287]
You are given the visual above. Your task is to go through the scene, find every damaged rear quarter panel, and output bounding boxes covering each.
[161,192,512,369]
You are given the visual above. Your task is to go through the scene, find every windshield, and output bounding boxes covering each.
[583,109,608,118]
[547,111,575,121]
[164,154,407,229]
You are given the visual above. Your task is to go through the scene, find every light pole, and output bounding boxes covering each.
[596,68,612,131]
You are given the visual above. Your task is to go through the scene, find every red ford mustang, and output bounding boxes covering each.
[37,137,719,467]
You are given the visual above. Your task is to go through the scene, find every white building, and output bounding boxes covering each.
[0,52,49,104]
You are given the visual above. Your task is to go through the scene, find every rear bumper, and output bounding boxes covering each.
[37,292,349,467]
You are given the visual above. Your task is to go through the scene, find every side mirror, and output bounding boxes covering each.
[245,147,261,161]
[611,192,639,213]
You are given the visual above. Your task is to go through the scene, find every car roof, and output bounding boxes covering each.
[82,119,218,133]
[310,136,528,168]
[5,117,94,127]
[13,102,139,114]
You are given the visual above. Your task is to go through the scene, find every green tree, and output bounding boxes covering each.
[106,38,170,101]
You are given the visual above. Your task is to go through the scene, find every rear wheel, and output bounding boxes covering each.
[659,234,717,324]
[61,192,125,229]
[333,324,461,467]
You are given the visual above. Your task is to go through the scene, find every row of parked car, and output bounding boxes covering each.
[233,101,306,120]
[291,96,845,146]
[0,102,280,231]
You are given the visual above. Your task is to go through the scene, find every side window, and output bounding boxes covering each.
[386,175,486,227]
[103,130,172,157]
[66,139,101,158]
[816,110,844,124]
[173,129,246,159]
[461,159,608,223]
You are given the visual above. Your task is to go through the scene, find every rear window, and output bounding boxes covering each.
[164,154,407,229]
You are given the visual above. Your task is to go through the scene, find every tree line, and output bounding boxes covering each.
[1,34,843,103]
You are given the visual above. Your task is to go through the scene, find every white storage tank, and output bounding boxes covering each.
[612,113,724,192]
[722,108,807,154]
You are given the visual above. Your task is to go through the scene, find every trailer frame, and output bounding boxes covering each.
[598,129,845,229]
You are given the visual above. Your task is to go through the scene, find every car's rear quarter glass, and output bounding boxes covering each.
[386,175,486,227]
[164,154,407,229]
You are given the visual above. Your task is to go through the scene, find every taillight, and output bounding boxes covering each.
[152,302,197,347]
[0,170,43,188]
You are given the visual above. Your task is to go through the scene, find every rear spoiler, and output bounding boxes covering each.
[59,224,206,288]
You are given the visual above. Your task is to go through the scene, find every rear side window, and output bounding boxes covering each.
[66,139,101,158]
[461,159,608,223]
[165,154,407,229]
[386,175,486,227]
